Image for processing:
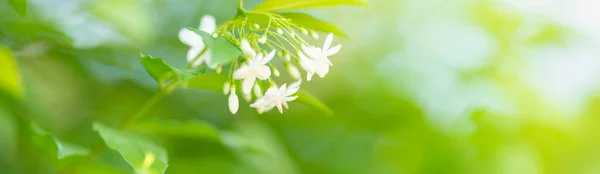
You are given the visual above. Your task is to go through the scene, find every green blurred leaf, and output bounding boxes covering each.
[0,47,21,98]
[54,139,90,159]
[253,0,368,12]
[189,29,242,66]
[187,73,228,92]
[93,122,168,174]
[30,124,90,159]
[7,0,27,16]
[296,91,334,116]
[140,55,176,83]
[177,67,207,88]
[129,120,220,141]
[280,12,348,38]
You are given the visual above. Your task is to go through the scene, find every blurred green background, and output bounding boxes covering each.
[2,0,600,173]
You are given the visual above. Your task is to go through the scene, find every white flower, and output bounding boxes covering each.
[223,82,231,95]
[240,39,256,59]
[233,50,275,94]
[250,81,301,114]
[299,33,341,81]
[228,87,239,114]
[179,15,217,68]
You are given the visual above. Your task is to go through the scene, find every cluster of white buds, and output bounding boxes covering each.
[179,14,342,114]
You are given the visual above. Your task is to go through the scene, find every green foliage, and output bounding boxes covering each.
[187,73,228,92]
[280,12,348,38]
[253,0,368,12]
[189,29,242,66]
[140,55,206,88]
[0,47,21,98]
[93,123,169,174]
[296,91,334,116]
[128,120,220,141]
[31,124,91,159]
[7,0,27,16]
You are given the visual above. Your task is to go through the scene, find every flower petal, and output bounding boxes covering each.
[242,77,256,94]
[261,50,276,64]
[279,84,287,94]
[187,46,205,67]
[326,45,341,56]
[240,39,256,59]
[200,15,217,33]
[306,72,314,81]
[276,103,283,113]
[233,66,250,79]
[284,96,298,102]
[179,28,203,46]
[302,45,321,60]
[298,53,316,73]
[322,33,334,51]
[256,66,271,80]
[316,64,330,78]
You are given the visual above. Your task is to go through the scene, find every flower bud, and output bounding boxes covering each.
[277,28,284,35]
[283,51,291,61]
[300,28,309,35]
[259,35,267,44]
[271,66,280,77]
[228,88,239,114]
[253,24,260,29]
[223,82,231,95]
[253,83,263,98]
[216,64,223,74]
[286,64,301,80]
[243,92,252,101]
[309,30,319,39]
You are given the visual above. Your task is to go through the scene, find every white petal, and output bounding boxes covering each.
[323,33,334,51]
[285,96,298,101]
[179,28,203,46]
[187,46,205,67]
[279,84,287,94]
[240,39,256,59]
[265,86,279,97]
[302,45,321,60]
[316,64,330,78]
[323,57,333,66]
[306,72,314,81]
[233,66,250,79]
[256,66,271,80]
[243,92,252,101]
[199,50,217,69]
[287,64,301,80]
[298,53,316,73]
[200,15,217,33]
[276,103,283,113]
[228,92,239,114]
[282,101,289,109]
[262,50,276,64]
[326,45,341,56]
[242,77,256,94]
[250,97,266,108]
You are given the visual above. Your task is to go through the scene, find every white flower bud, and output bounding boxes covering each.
[283,51,291,61]
[272,67,280,77]
[276,51,283,57]
[223,82,231,95]
[309,30,319,39]
[253,24,260,29]
[253,83,262,98]
[240,39,256,59]
[259,35,267,44]
[228,88,239,114]
[289,32,296,38]
[286,64,301,80]
[300,28,309,35]
[277,28,284,35]
[216,64,222,74]
[212,33,218,38]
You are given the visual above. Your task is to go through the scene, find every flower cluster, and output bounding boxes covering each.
[179,14,342,114]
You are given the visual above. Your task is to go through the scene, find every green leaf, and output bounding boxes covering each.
[0,47,22,98]
[140,55,176,83]
[177,67,207,88]
[189,29,242,65]
[253,0,368,12]
[30,123,90,159]
[296,91,334,116]
[128,120,220,141]
[8,0,27,16]
[187,73,229,92]
[280,12,348,38]
[55,139,90,159]
[93,122,169,174]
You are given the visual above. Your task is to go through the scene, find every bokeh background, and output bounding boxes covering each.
[2,0,600,173]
